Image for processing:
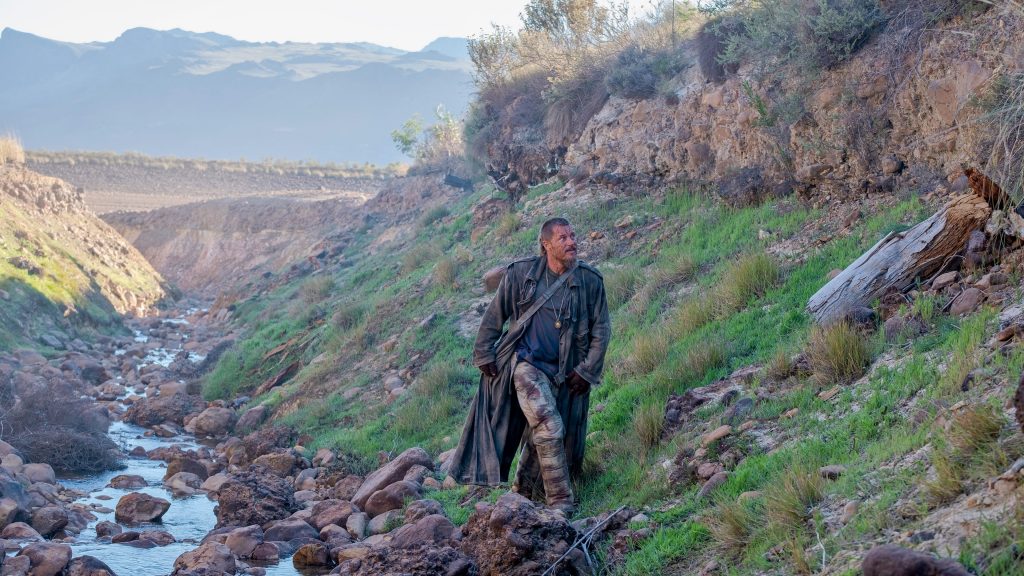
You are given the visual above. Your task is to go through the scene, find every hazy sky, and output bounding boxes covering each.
[0,0,655,51]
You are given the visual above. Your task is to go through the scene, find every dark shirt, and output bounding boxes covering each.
[516,268,568,380]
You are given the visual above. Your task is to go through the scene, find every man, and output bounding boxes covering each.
[448,217,610,514]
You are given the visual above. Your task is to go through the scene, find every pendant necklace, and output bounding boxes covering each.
[547,268,571,329]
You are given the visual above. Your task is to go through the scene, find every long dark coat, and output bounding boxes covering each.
[448,256,610,486]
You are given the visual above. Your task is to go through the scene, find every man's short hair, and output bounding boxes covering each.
[539,217,571,255]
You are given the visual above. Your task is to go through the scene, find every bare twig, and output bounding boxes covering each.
[541,505,627,576]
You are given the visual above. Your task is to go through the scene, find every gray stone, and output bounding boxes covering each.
[352,447,433,509]
[15,542,71,576]
[172,542,236,575]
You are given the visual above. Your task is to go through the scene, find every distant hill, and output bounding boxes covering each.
[0,28,472,164]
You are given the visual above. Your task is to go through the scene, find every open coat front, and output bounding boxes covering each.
[448,255,610,486]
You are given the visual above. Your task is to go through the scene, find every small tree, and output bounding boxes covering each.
[391,115,424,158]
[390,107,464,168]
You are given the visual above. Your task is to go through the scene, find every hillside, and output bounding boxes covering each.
[0,161,166,350]
[171,2,1024,575]
[0,27,472,164]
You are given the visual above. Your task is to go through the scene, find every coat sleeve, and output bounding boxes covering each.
[473,266,515,367]
[574,275,610,386]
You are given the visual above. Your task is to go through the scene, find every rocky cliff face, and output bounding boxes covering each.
[554,8,1022,203]
[0,165,165,348]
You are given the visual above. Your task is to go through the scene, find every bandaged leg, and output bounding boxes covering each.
[512,362,573,512]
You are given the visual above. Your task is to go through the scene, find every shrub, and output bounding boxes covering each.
[606,44,688,99]
[948,404,1003,457]
[420,205,450,227]
[0,135,25,165]
[12,427,122,474]
[495,212,521,239]
[299,275,335,304]
[331,301,368,332]
[633,401,665,449]
[709,498,759,555]
[806,321,871,383]
[670,295,716,337]
[401,243,441,275]
[719,252,780,312]
[631,328,671,374]
[434,256,459,289]
[765,467,824,534]
[696,17,742,83]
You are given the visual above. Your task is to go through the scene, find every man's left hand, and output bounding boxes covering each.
[566,370,590,396]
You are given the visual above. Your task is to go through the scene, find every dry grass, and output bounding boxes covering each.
[401,243,441,275]
[494,212,521,239]
[633,401,666,449]
[765,348,794,381]
[669,295,716,337]
[630,328,671,374]
[718,252,780,312]
[708,498,759,555]
[806,321,872,383]
[298,275,336,304]
[924,450,965,506]
[925,403,1005,506]
[433,256,459,289]
[0,135,25,166]
[331,301,368,332]
[606,264,645,310]
[765,467,825,534]
[683,339,729,380]
[949,403,1004,456]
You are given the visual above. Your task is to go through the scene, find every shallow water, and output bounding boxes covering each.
[5,321,302,576]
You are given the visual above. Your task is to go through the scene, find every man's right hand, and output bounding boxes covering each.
[479,362,499,378]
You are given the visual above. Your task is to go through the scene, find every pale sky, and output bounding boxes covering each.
[0,0,655,51]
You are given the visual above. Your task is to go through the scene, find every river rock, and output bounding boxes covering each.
[21,464,56,486]
[312,448,335,467]
[0,555,30,576]
[293,542,333,568]
[224,525,263,558]
[333,541,472,575]
[346,512,368,540]
[107,475,147,489]
[172,542,236,575]
[15,542,71,576]
[390,514,454,549]
[461,492,586,576]
[0,497,27,529]
[250,541,280,562]
[862,544,969,575]
[235,406,268,433]
[309,500,358,531]
[251,452,297,476]
[189,407,236,438]
[319,524,352,546]
[352,447,433,509]
[110,532,139,543]
[124,393,195,427]
[404,499,445,524]
[165,472,203,496]
[367,509,403,536]
[95,521,121,538]
[164,458,208,481]
[364,480,421,518]
[264,518,318,542]
[201,473,229,495]
[115,493,170,524]
[0,468,29,511]
[214,468,296,529]
[30,506,68,538]
[140,530,176,546]
[65,555,116,576]
[1,522,41,541]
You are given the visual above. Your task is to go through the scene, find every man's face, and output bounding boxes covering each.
[544,224,578,267]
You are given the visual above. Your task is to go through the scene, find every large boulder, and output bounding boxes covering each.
[60,354,109,386]
[862,545,970,576]
[21,464,56,485]
[352,447,433,509]
[172,542,236,575]
[224,525,263,558]
[164,472,203,497]
[1,497,27,529]
[334,542,472,576]
[309,500,358,531]
[461,493,587,576]
[108,475,147,489]
[189,407,236,438]
[124,393,195,427]
[0,468,29,510]
[235,406,268,433]
[164,458,208,481]
[251,452,297,476]
[114,493,171,524]
[263,518,318,542]
[15,542,72,576]
[30,506,68,538]
[65,555,117,576]
[292,542,333,568]
[364,480,421,518]
[213,468,295,529]
[1,521,42,541]
[390,514,455,549]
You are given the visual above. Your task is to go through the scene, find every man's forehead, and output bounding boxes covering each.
[550,224,574,235]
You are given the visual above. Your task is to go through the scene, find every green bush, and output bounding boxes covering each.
[606,44,688,100]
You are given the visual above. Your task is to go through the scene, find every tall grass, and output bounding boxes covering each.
[0,135,25,165]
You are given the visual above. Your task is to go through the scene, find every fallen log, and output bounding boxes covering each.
[807,193,991,325]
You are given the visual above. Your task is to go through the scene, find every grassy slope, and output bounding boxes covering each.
[204,181,1024,574]
[0,187,165,350]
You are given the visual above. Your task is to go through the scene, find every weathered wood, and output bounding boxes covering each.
[807,193,991,325]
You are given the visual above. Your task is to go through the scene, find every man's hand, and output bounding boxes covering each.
[479,362,499,378]
[566,370,590,396]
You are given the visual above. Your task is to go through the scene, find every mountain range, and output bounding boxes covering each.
[0,27,473,164]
